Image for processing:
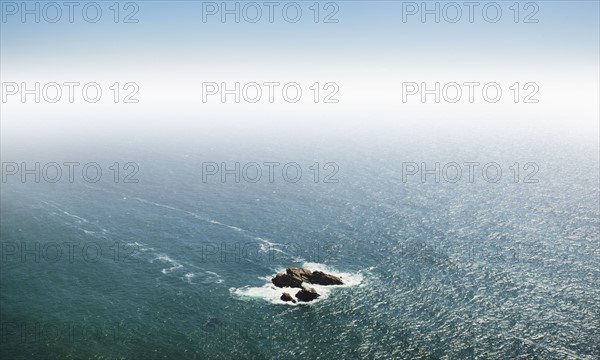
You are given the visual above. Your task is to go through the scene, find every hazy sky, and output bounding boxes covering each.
[1,1,599,147]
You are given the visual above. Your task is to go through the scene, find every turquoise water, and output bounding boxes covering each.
[1,139,598,359]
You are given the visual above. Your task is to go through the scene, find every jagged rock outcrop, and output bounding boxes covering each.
[272,267,343,289]
[273,267,344,303]
[272,267,307,288]
[295,287,320,302]
[280,292,296,303]
[310,270,344,286]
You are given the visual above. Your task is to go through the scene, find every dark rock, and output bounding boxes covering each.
[272,273,303,288]
[310,271,344,286]
[280,292,296,303]
[272,267,343,288]
[295,287,320,302]
[272,267,310,288]
[287,267,312,279]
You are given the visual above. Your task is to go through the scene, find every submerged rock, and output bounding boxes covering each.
[271,267,343,289]
[295,287,320,302]
[280,292,296,303]
[204,317,220,327]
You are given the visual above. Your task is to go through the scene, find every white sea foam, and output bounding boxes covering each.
[209,220,242,232]
[182,271,223,284]
[257,237,285,254]
[70,224,103,239]
[230,262,365,306]
[205,271,224,284]
[127,241,155,252]
[132,197,180,213]
[44,201,114,238]
[132,197,250,236]
[43,201,90,224]
[183,273,196,284]
[154,255,184,274]
[301,262,364,288]
[62,210,89,223]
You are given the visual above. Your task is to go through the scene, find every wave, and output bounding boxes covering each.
[128,197,282,248]
[153,254,184,274]
[38,192,225,287]
[183,271,223,285]
[42,201,90,223]
[42,200,112,237]
[129,196,291,260]
[126,241,155,252]
[183,273,196,283]
[256,237,286,254]
[209,220,242,232]
[76,191,283,260]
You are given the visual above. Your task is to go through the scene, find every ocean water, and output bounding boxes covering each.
[1,138,598,359]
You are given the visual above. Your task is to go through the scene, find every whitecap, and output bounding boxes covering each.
[205,271,223,284]
[182,271,223,285]
[153,254,184,274]
[126,241,154,252]
[256,237,285,254]
[43,201,90,223]
[209,220,243,232]
[184,273,196,284]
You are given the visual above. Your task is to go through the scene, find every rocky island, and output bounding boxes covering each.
[272,267,344,303]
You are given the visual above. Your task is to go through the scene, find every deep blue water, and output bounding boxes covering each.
[1,139,598,359]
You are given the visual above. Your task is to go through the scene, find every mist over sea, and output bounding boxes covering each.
[1,133,598,359]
